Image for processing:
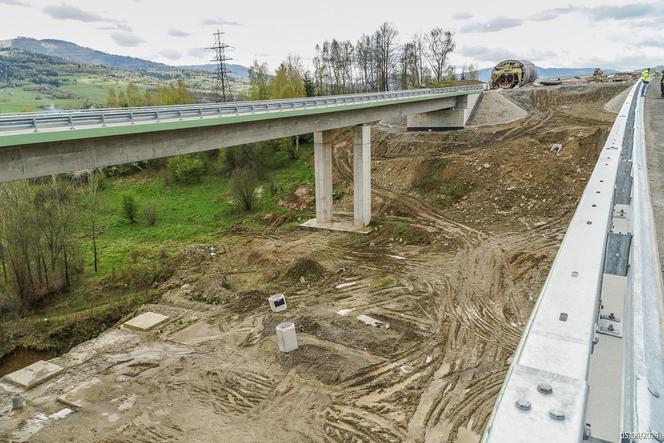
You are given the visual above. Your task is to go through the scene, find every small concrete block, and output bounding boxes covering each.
[276,322,298,352]
[123,312,170,332]
[268,294,287,313]
[2,360,64,389]
[357,314,389,329]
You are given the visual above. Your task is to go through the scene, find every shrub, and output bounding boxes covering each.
[144,202,157,226]
[279,137,299,160]
[167,154,206,184]
[120,191,138,223]
[223,142,280,175]
[230,168,259,212]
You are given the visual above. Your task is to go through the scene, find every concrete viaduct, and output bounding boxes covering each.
[0,86,482,231]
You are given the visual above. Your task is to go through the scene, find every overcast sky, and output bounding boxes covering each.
[1,0,662,71]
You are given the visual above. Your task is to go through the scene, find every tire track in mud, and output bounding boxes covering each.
[167,368,275,417]
[318,131,571,442]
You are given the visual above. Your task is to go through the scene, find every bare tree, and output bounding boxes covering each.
[425,28,456,83]
[0,177,79,313]
[374,22,399,91]
[412,34,427,85]
[355,34,376,92]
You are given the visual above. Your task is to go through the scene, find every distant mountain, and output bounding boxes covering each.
[0,37,249,80]
[178,63,250,80]
[2,37,172,71]
[476,66,618,82]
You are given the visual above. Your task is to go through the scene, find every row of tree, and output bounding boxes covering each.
[0,178,80,314]
[246,22,476,98]
[106,79,195,108]
[311,23,473,94]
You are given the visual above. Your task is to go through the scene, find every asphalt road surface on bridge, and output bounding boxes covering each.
[645,76,664,274]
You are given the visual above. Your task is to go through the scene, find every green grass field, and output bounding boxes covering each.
[78,145,314,277]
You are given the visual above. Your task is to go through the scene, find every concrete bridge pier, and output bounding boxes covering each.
[353,125,371,227]
[301,125,372,234]
[313,130,334,223]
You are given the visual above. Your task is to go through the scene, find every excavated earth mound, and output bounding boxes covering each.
[467,90,528,126]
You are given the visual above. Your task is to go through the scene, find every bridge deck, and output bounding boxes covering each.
[0,86,482,148]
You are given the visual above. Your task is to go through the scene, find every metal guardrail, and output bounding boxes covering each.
[483,82,651,442]
[623,87,664,439]
[0,85,483,134]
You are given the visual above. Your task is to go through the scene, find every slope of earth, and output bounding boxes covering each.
[0,82,627,443]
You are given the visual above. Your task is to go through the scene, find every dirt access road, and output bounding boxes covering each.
[0,82,629,443]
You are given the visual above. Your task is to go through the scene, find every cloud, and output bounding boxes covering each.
[459,45,559,65]
[200,17,242,27]
[460,16,524,33]
[110,32,145,47]
[97,23,132,32]
[451,12,473,20]
[459,45,519,63]
[530,3,664,23]
[168,29,191,38]
[530,7,576,22]
[588,3,663,21]
[0,0,29,6]
[115,23,132,32]
[187,47,210,58]
[43,3,106,22]
[160,49,182,60]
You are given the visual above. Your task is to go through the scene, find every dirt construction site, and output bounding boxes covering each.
[0,81,631,442]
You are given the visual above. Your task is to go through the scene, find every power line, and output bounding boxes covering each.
[210,29,233,102]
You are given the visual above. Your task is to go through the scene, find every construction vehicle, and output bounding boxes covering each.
[490,59,538,89]
[589,67,608,82]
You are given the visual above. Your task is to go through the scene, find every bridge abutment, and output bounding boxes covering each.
[406,93,481,131]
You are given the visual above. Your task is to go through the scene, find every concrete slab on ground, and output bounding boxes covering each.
[167,321,221,346]
[123,312,170,332]
[299,218,371,234]
[57,377,101,409]
[2,360,63,389]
